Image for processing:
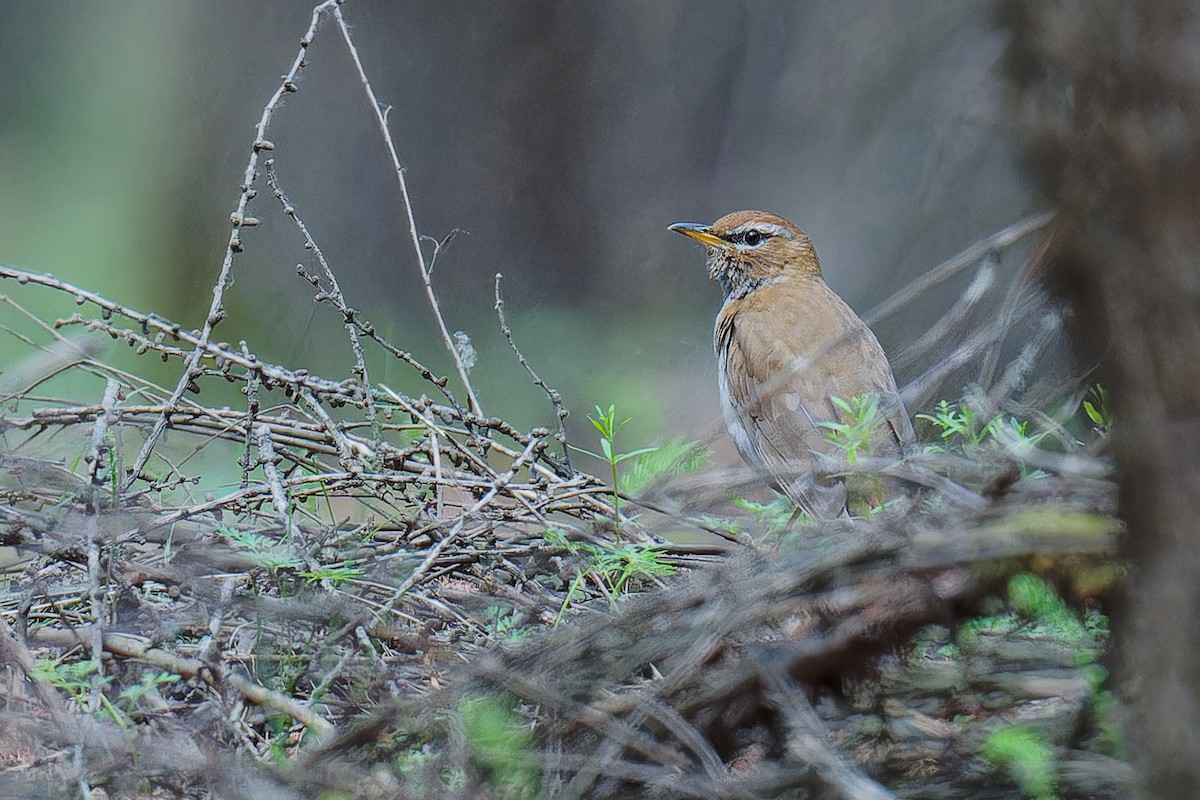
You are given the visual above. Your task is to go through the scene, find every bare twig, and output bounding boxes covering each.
[761,669,899,800]
[239,341,262,489]
[332,5,482,417]
[266,162,380,438]
[30,627,335,740]
[253,423,292,536]
[495,273,572,465]
[375,435,545,622]
[84,378,121,713]
[891,254,997,371]
[122,1,342,491]
[864,211,1054,326]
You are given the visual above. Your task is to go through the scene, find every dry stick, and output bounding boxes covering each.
[375,436,544,624]
[305,646,353,715]
[39,302,487,453]
[377,383,554,526]
[985,310,1065,416]
[296,386,370,470]
[760,669,899,800]
[72,304,366,409]
[495,273,572,466]
[890,254,997,372]
[616,490,755,547]
[84,378,121,715]
[977,250,1056,396]
[30,627,334,739]
[429,426,445,519]
[121,1,341,492]
[48,298,492,444]
[560,632,729,797]
[239,342,262,489]
[253,421,333,587]
[900,316,1014,412]
[111,463,553,549]
[265,163,379,437]
[253,423,293,537]
[863,211,1054,327]
[196,577,234,666]
[332,5,482,417]
[9,274,459,451]
[11,404,346,465]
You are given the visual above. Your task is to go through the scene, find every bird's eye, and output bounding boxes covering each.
[741,229,764,247]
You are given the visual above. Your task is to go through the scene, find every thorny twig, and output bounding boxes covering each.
[122,1,343,491]
[266,162,380,442]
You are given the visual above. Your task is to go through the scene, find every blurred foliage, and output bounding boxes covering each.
[982,726,1059,800]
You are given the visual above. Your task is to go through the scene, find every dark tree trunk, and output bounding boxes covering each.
[999,2,1200,796]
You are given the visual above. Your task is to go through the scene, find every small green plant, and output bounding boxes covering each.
[917,399,1050,485]
[816,393,905,513]
[31,658,125,726]
[458,693,539,799]
[116,670,181,707]
[982,726,1058,800]
[918,400,991,449]
[1083,384,1112,435]
[730,494,797,537]
[959,574,1103,663]
[1080,664,1124,757]
[957,609,1021,648]
[485,605,530,642]
[298,564,365,586]
[216,524,302,574]
[1007,574,1086,637]
[544,528,675,623]
[816,393,887,465]
[918,399,1052,452]
[570,404,658,523]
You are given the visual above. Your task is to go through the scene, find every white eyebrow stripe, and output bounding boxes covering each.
[730,222,787,238]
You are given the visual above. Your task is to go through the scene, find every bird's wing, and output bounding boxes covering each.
[838,331,915,453]
[717,287,914,518]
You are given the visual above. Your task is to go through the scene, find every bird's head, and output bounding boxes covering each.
[669,210,822,299]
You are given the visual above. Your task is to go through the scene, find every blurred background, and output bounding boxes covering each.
[0,0,1049,467]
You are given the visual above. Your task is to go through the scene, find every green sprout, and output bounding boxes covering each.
[458,693,539,799]
[1083,384,1111,435]
[570,404,657,524]
[817,393,887,465]
[32,658,125,727]
[544,528,675,623]
[982,726,1058,800]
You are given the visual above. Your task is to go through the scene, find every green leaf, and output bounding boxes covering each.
[613,445,658,464]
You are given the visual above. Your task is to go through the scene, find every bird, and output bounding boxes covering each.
[669,210,914,519]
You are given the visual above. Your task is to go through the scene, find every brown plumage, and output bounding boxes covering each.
[669,210,913,519]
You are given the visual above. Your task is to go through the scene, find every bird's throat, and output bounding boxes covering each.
[710,252,774,300]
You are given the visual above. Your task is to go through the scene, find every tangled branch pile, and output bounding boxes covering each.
[0,3,1132,799]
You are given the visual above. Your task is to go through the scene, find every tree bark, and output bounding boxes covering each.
[999,2,1200,796]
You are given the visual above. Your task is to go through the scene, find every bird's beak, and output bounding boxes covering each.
[668,222,725,249]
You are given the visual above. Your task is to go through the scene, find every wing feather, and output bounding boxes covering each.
[715,279,912,518]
